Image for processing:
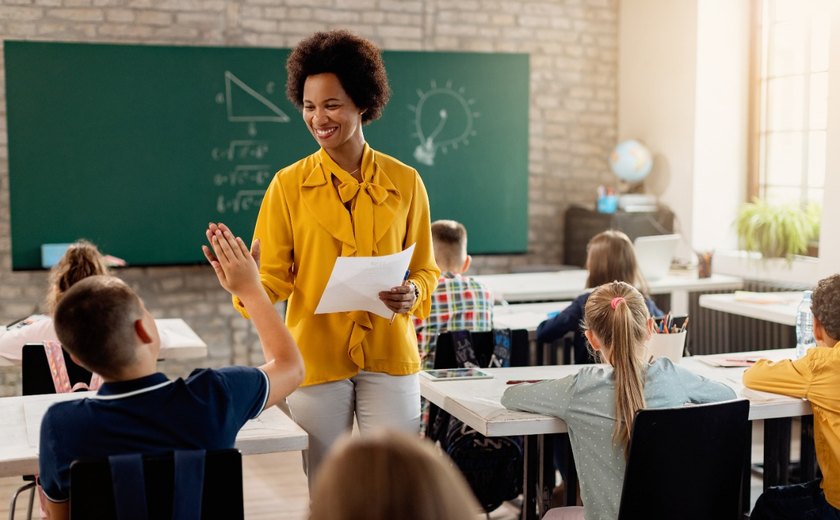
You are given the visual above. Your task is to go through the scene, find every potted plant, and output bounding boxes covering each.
[733,199,821,260]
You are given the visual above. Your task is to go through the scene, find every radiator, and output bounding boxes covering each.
[686,280,807,356]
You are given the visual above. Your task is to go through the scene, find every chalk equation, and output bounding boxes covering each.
[211,140,270,161]
[216,190,265,214]
[213,165,274,187]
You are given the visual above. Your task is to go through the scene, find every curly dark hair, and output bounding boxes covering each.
[812,274,840,340]
[286,29,390,124]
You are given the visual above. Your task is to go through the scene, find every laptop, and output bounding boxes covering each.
[633,234,681,281]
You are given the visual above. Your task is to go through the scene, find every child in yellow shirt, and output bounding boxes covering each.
[745,273,840,519]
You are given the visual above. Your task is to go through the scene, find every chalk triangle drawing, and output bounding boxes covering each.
[225,71,289,123]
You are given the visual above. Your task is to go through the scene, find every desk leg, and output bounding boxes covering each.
[565,438,578,507]
[671,290,688,316]
[537,434,555,518]
[763,418,792,488]
[742,421,752,518]
[522,436,539,520]
[800,415,817,483]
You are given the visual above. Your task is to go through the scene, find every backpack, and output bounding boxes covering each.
[430,329,523,512]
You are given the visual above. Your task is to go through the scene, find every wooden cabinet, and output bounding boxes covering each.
[563,205,675,267]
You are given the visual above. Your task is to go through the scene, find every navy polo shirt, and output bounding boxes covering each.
[38,366,269,502]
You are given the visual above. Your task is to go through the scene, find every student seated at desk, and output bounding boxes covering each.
[536,230,663,364]
[37,223,304,519]
[309,429,482,520]
[0,240,109,364]
[414,220,493,434]
[746,273,840,520]
[502,281,733,520]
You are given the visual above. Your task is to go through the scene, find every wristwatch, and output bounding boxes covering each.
[407,280,419,300]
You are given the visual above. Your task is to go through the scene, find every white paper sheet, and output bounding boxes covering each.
[314,244,416,319]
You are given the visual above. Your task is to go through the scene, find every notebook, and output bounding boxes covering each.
[633,234,681,281]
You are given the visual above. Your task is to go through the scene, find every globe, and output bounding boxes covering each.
[609,140,653,184]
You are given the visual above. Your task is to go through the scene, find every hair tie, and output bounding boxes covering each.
[610,296,625,310]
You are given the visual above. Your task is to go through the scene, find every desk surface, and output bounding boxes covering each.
[473,270,743,303]
[699,292,801,326]
[0,318,207,367]
[420,349,810,438]
[0,392,307,478]
[493,301,571,333]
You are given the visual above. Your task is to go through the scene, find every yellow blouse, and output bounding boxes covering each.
[743,342,840,507]
[235,144,440,386]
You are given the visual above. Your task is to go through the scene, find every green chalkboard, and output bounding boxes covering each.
[5,41,528,270]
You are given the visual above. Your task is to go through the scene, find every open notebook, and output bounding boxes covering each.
[634,234,681,281]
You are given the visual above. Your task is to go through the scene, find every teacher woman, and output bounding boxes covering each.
[232,29,440,485]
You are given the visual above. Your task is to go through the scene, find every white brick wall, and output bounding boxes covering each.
[0,0,618,395]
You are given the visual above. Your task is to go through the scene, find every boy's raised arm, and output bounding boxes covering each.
[203,222,304,409]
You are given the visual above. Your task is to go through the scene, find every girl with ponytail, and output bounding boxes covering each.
[1,240,109,363]
[502,281,735,520]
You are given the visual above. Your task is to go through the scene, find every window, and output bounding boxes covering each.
[749,0,831,207]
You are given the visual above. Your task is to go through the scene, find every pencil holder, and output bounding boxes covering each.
[645,331,687,363]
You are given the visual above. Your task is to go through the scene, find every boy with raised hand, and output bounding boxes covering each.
[414,220,493,434]
[38,223,304,519]
[745,273,840,519]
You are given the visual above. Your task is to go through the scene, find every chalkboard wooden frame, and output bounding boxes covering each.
[5,41,529,270]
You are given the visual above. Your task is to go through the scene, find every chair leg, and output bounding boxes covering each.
[8,481,36,520]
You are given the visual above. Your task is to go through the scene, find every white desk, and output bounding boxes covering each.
[474,270,743,315]
[698,292,802,326]
[421,349,810,519]
[0,318,207,367]
[0,392,307,478]
[493,301,571,334]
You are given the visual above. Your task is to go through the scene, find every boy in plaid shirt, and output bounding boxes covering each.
[414,220,494,433]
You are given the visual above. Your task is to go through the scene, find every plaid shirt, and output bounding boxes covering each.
[414,272,494,370]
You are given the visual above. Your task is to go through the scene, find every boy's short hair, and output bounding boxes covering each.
[53,275,142,378]
[431,220,467,271]
[812,274,840,340]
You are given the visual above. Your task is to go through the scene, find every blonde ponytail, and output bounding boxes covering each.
[46,240,109,312]
[583,281,651,453]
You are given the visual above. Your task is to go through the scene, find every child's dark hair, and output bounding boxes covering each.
[583,281,651,452]
[585,230,649,296]
[812,273,840,340]
[286,29,390,123]
[46,240,109,313]
[53,275,141,379]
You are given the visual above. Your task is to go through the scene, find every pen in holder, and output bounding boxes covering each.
[646,314,689,363]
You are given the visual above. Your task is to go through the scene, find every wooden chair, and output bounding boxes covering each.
[70,449,244,520]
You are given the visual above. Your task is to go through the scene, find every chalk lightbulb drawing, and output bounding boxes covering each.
[409,80,479,166]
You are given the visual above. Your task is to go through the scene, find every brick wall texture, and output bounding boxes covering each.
[0,0,618,395]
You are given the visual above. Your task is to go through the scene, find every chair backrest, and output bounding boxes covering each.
[70,449,244,520]
[617,399,750,520]
[21,342,92,396]
[434,329,530,369]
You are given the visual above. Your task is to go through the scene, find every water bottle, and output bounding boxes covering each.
[795,290,816,359]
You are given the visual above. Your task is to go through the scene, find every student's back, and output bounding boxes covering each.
[536,230,662,364]
[38,224,304,519]
[503,281,733,520]
[415,220,493,369]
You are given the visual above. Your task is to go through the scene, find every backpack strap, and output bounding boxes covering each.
[489,328,512,368]
[43,340,103,393]
[43,340,73,394]
[172,450,206,520]
[108,453,149,520]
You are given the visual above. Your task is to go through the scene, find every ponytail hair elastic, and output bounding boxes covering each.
[610,296,625,310]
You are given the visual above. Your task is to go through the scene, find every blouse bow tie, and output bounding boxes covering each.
[337,179,389,205]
